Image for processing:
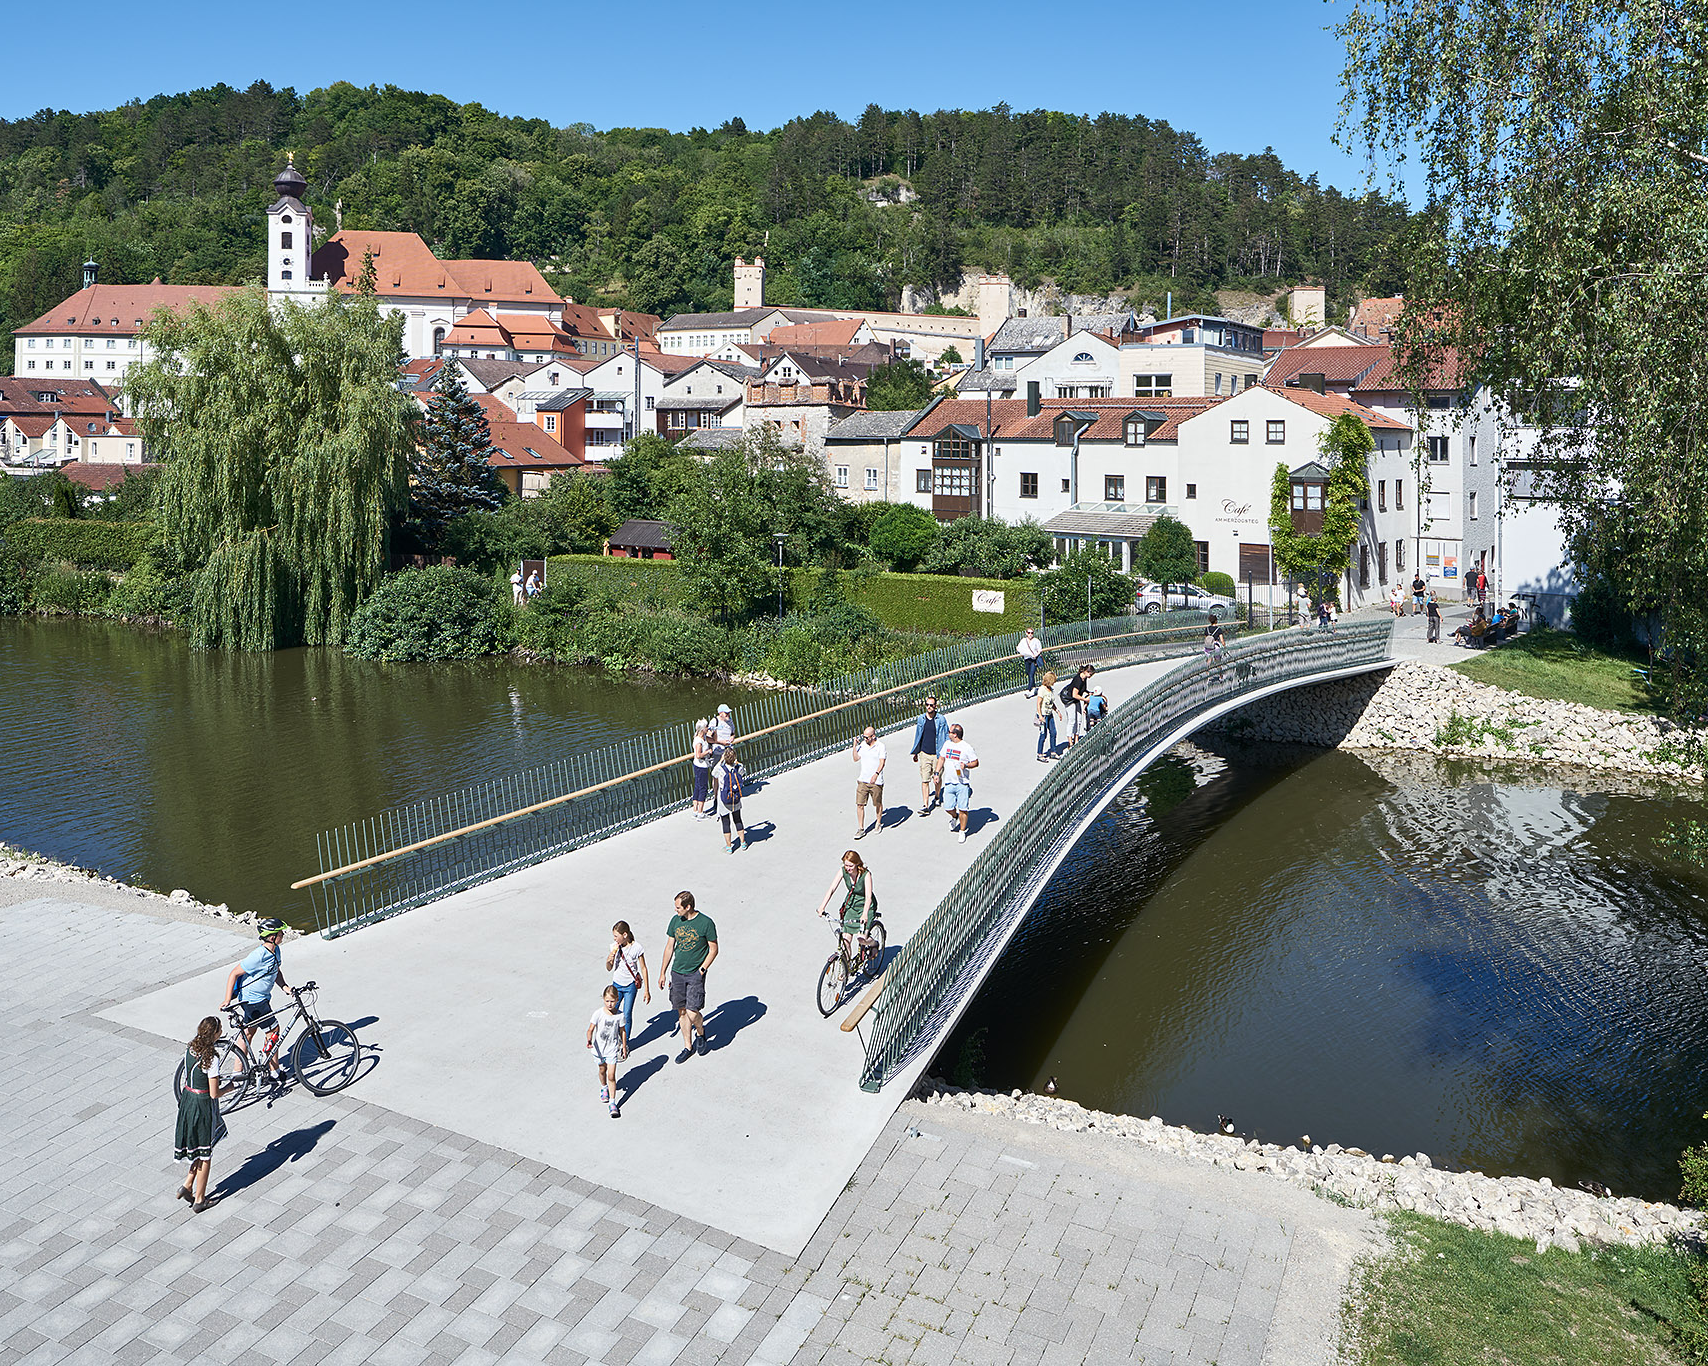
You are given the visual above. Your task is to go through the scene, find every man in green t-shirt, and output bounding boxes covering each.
[659,889,718,1062]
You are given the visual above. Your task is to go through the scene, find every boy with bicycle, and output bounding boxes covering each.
[221,918,295,1092]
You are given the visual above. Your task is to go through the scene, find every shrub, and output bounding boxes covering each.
[644,613,739,675]
[1200,571,1236,596]
[869,504,940,571]
[33,566,115,614]
[107,551,190,621]
[343,566,512,662]
[2,518,159,570]
[0,557,34,615]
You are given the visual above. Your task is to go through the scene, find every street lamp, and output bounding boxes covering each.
[773,533,788,619]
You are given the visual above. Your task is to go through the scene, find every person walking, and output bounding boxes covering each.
[715,745,748,853]
[586,985,628,1118]
[221,919,293,1093]
[909,695,948,816]
[174,1015,227,1213]
[1426,593,1442,644]
[1016,628,1044,696]
[816,850,877,969]
[606,921,650,1041]
[1477,569,1489,606]
[852,726,886,839]
[691,719,714,819]
[935,723,980,844]
[1411,572,1426,615]
[1035,670,1061,761]
[1388,582,1404,617]
[659,891,717,1062]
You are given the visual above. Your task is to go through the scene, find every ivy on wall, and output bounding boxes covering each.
[1267,413,1373,603]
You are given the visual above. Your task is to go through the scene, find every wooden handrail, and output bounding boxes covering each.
[839,968,888,1032]
[291,619,1208,890]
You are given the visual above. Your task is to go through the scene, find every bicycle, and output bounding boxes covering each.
[816,913,886,1017]
[173,982,363,1113]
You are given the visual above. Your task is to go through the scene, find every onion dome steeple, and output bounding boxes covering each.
[273,152,307,204]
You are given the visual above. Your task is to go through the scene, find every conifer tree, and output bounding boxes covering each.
[407,360,507,552]
[126,287,413,651]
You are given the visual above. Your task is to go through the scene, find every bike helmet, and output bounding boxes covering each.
[257,917,286,939]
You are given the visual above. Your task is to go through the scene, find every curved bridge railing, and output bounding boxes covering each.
[296,609,1228,936]
[857,617,1396,1092]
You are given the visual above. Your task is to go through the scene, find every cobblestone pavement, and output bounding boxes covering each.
[1,898,1376,1365]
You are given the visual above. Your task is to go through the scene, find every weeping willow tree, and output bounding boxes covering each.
[125,287,414,650]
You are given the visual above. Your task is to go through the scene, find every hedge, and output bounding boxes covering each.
[544,554,1041,635]
[3,518,159,570]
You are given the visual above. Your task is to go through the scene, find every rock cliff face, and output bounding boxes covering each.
[1220,660,1704,785]
[918,1083,1704,1252]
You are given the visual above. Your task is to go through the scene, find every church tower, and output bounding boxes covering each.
[267,155,314,302]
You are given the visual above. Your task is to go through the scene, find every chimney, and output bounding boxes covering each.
[82,259,98,289]
[1300,373,1326,394]
[1026,381,1040,417]
[975,337,985,371]
[1017,307,1027,318]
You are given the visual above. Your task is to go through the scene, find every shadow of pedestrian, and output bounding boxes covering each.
[210,1119,336,1201]
[968,808,1000,836]
[617,1055,667,1103]
[628,1009,679,1051]
[701,996,767,1052]
[739,821,776,846]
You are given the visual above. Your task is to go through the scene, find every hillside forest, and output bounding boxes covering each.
[0,81,1412,372]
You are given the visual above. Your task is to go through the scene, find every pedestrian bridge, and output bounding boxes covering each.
[109,617,1396,1255]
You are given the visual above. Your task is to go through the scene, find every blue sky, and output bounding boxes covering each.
[6,0,1381,192]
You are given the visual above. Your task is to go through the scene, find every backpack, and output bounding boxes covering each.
[1059,681,1077,706]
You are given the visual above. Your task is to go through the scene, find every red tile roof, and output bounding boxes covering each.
[1263,328,1302,350]
[4,414,57,438]
[311,232,560,307]
[487,421,587,469]
[60,461,155,491]
[1350,296,1405,334]
[15,283,243,336]
[0,377,118,416]
[1264,345,1391,387]
[1264,386,1411,430]
[1003,397,1224,443]
[472,394,517,423]
[766,319,866,349]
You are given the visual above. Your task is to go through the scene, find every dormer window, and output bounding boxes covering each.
[1054,416,1076,446]
[1124,419,1145,446]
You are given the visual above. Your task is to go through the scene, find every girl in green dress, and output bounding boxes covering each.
[174,1016,227,1212]
[815,850,878,960]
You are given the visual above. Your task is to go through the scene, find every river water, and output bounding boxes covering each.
[8,617,1708,1198]
[944,741,1708,1202]
[0,617,749,927]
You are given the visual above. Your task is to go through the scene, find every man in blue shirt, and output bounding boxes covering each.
[909,695,949,816]
[222,918,295,1088]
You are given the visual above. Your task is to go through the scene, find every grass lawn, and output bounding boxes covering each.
[1451,627,1658,714]
[1348,1211,1707,1365]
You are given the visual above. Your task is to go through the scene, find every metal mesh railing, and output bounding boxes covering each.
[300,609,1228,936]
[856,617,1397,1092]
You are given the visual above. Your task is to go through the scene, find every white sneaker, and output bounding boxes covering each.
[958,831,967,844]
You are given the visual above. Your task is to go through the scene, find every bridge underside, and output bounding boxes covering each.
[105,648,1392,1258]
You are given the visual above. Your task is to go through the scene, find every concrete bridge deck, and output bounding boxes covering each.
[105,656,1186,1258]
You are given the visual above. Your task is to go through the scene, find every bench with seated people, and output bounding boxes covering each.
[1452,602,1525,649]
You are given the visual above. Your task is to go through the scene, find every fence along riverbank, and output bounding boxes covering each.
[297,611,1226,936]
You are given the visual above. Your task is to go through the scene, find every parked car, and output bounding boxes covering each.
[1135,582,1237,620]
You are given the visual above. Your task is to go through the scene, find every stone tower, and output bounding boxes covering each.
[733,257,766,309]
[975,274,1014,338]
[267,155,314,301]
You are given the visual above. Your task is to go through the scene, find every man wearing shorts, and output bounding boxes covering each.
[935,723,980,844]
[910,695,948,815]
[221,918,294,1091]
[659,890,718,1062]
[852,726,886,839]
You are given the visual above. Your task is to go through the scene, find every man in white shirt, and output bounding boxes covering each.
[852,726,887,838]
[934,723,980,844]
[1016,627,1044,696]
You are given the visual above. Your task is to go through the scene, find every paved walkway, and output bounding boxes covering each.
[102,658,1183,1257]
[0,896,1378,1366]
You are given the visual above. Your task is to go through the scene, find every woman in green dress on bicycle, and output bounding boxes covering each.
[174,1015,227,1212]
[815,849,877,958]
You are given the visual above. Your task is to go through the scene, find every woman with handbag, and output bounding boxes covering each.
[1035,670,1061,761]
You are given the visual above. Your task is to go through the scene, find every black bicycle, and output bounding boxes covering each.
[817,914,887,1017]
[173,982,363,1112]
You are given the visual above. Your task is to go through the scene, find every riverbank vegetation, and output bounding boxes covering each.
[1452,628,1661,717]
[1348,1210,1708,1365]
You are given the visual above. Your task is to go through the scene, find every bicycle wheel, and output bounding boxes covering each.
[816,954,847,1017]
[290,1020,363,1095]
[861,920,887,974]
[174,1040,251,1114]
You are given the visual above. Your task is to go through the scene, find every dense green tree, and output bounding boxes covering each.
[124,287,413,650]
[1040,548,1134,624]
[921,515,1053,580]
[866,356,936,412]
[1340,0,1708,719]
[1134,515,1200,589]
[405,360,506,552]
[869,503,940,571]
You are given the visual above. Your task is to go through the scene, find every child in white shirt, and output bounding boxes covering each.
[586,985,628,1118]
